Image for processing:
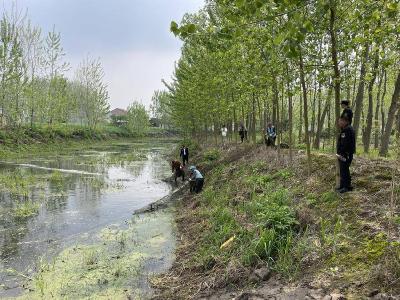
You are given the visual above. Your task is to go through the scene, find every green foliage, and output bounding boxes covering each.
[164,0,400,157]
[203,149,221,161]
[0,124,134,147]
[247,169,293,190]
[126,102,149,136]
[0,6,110,129]
[150,90,174,129]
[13,200,40,219]
[307,191,338,206]
[194,160,301,273]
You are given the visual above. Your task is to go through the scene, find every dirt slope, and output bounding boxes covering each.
[152,145,400,300]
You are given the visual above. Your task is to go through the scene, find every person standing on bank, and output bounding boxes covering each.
[265,123,277,147]
[238,123,245,143]
[189,166,204,193]
[180,145,189,166]
[336,116,356,193]
[221,125,228,146]
[341,100,353,125]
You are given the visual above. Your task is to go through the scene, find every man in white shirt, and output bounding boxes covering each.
[221,125,228,146]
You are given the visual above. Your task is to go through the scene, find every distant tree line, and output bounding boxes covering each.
[0,4,110,129]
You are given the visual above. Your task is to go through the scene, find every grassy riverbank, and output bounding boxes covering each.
[0,125,176,159]
[154,144,400,299]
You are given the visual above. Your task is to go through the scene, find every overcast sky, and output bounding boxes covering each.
[10,0,204,109]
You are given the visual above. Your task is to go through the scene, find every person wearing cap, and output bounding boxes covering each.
[336,116,356,193]
[189,166,204,193]
[341,100,353,124]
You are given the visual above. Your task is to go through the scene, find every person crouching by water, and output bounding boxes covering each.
[171,160,185,183]
[336,116,356,194]
[189,166,204,194]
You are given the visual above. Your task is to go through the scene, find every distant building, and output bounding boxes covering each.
[109,108,128,126]
[110,108,128,117]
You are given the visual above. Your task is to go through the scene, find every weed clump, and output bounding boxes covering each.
[203,149,221,161]
[13,200,40,219]
[190,160,303,281]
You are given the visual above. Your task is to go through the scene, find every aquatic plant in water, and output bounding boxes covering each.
[20,211,175,299]
[13,200,40,219]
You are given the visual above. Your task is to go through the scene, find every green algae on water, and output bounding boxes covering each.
[19,210,175,299]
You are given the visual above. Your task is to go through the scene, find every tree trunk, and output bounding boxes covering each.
[311,77,317,143]
[374,69,385,149]
[329,5,341,135]
[286,69,294,162]
[353,43,370,139]
[314,86,332,149]
[233,103,238,143]
[273,77,279,127]
[276,82,281,158]
[314,81,322,148]
[299,51,312,174]
[329,4,342,187]
[257,94,263,130]
[251,92,257,144]
[363,50,379,153]
[380,70,400,156]
[272,82,277,127]
[396,112,400,139]
[299,94,303,144]
[380,70,388,144]
[263,99,267,134]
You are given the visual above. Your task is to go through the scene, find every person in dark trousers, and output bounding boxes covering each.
[238,123,245,143]
[189,166,204,194]
[336,116,356,193]
[341,100,353,125]
[265,123,277,147]
[171,160,185,183]
[180,145,189,166]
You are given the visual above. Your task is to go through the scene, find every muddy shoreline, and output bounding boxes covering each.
[133,179,188,215]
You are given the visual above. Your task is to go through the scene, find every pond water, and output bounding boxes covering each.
[0,141,175,299]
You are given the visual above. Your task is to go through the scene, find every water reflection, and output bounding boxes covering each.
[0,142,173,297]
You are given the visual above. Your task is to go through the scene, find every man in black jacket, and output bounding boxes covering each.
[341,100,353,125]
[180,145,189,166]
[336,117,356,193]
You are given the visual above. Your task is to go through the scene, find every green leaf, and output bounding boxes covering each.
[235,0,245,8]
[386,2,398,11]
[186,24,197,34]
[372,10,380,21]
[303,20,313,32]
[170,21,179,35]
[273,34,285,45]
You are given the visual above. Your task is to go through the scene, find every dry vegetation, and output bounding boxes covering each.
[152,144,400,300]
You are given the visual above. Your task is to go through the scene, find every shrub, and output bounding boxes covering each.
[203,149,220,161]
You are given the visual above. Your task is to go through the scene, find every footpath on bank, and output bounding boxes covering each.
[152,142,400,300]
